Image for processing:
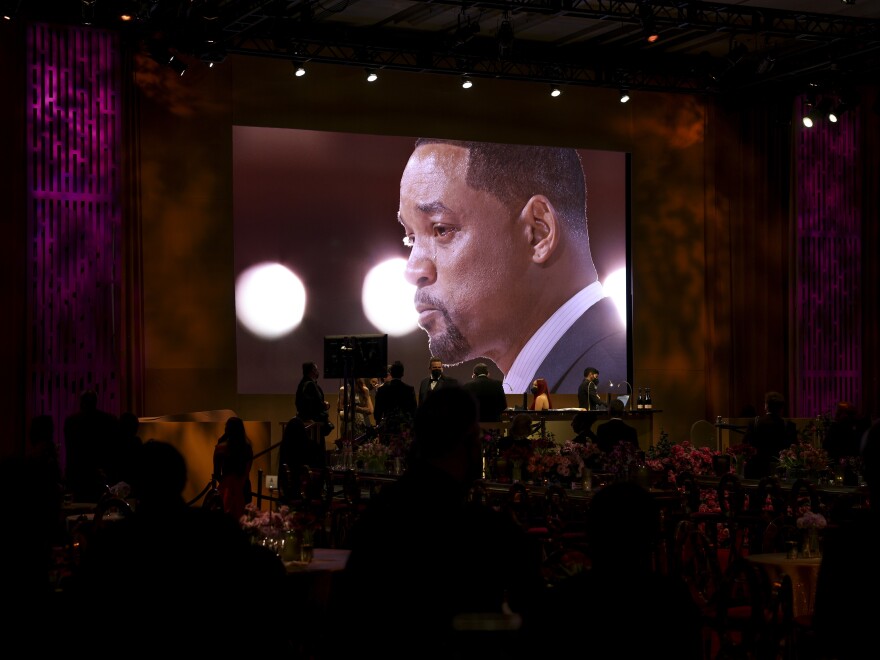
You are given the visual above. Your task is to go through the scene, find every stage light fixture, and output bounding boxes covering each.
[550,85,561,98]
[168,55,187,77]
[802,104,818,128]
[366,69,378,82]
[293,62,306,77]
[461,75,473,89]
[619,88,631,104]
[639,3,659,43]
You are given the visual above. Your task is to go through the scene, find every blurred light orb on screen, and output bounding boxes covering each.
[235,262,306,339]
[362,258,418,336]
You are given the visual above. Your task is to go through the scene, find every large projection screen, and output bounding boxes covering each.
[233,127,630,396]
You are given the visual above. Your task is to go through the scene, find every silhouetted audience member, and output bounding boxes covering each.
[331,386,544,660]
[212,416,254,520]
[595,398,640,453]
[743,391,797,478]
[372,359,417,434]
[463,362,508,422]
[105,411,143,488]
[278,416,325,502]
[63,389,119,501]
[571,411,599,445]
[73,440,290,655]
[524,481,702,658]
[0,453,66,652]
[813,419,880,660]
[499,412,534,452]
[822,401,870,461]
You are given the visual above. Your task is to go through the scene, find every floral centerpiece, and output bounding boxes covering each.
[240,503,318,562]
[526,439,588,483]
[357,439,393,472]
[603,440,641,480]
[776,441,829,473]
[796,510,827,558]
[796,511,827,530]
[645,435,715,481]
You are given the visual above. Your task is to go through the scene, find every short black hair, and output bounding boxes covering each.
[584,367,599,377]
[413,138,588,243]
[389,360,405,378]
[473,363,489,376]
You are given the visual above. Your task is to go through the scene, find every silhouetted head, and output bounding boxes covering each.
[510,413,533,438]
[389,360,405,379]
[588,481,659,570]
[571,411,598,435]
[411,386,481,482]
[473,363,490,377]
[764,391,785,415]
[120,411,139,437]
[135,440,187,510]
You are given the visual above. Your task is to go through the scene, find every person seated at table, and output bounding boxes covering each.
[523,481,702,658]
[812,419,880,660]
[595,398,639,453]
[742,391,796,479]
[570,411,599,445]
[499,412,535,453]
[71,440,290,655]
[822,400,870,462]
[330,386,545,660]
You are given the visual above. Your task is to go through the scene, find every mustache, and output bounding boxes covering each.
[414,292,449,316]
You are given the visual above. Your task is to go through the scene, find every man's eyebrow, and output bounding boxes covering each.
[417,200,452,215]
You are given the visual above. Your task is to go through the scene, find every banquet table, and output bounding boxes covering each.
[746,552,822,618]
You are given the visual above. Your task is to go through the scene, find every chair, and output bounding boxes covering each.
[711,556,791,660]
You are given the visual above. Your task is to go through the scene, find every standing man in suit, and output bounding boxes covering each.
[373,360,417,433]
[398,138,626,394]
[595,399,639,454]
[295,361,332,438]
[417,356,459,407]
[462,362,508,423]
[577,367,605,411]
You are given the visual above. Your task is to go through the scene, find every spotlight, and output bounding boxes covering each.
[366,69,378,82]
[550,85,561,98]
[639,3,659,43]
[461,75,473,89]
[293,62,306,77]
[802,104,818,128]
[619,88,631,104]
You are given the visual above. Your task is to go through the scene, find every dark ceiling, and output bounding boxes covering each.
[13,1,880,98]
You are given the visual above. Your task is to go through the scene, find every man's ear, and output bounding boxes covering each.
[522,195,559,264]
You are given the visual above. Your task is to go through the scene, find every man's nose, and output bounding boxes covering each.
[404,245,436,287]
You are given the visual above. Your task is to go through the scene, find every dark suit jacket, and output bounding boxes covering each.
[418,375,459,407]
[533,296,627,394]
[373,379,417,431]
[462,375,508,422]
[595,418,639,454]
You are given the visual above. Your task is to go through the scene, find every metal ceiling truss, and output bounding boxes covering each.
[129,1,880,95]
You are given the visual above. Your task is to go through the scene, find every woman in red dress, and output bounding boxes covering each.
[212,416,254,520]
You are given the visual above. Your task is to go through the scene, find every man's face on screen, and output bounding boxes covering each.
[399,143,527,366]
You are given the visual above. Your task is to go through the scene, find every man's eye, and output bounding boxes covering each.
[434,225,459,239]
[402,235,414,248]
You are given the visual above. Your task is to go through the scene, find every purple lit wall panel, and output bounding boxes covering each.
[26,24,122,446]
[794,96,862,417]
